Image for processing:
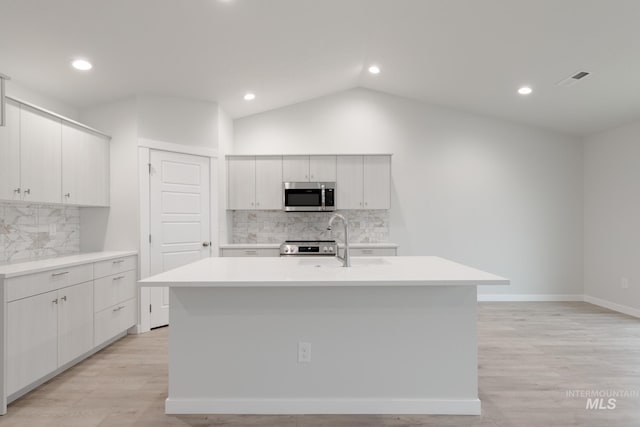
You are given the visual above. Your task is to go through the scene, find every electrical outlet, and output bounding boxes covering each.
[621,277,630,289]
[298,342,311,363]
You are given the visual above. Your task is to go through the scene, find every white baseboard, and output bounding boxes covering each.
[584,295,640,318]
[477,294,584,302]
[165,397,481,415]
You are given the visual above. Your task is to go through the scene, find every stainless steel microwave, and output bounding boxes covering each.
[283,182,335,212]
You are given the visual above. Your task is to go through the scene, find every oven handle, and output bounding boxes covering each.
[321,184,326,211]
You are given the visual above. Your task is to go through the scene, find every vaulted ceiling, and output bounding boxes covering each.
[1,0,639,134]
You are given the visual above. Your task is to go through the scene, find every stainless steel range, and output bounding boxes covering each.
[279,240,337,256]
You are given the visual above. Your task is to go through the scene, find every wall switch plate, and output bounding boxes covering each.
[621,277,630,289]
[298,342,311,363]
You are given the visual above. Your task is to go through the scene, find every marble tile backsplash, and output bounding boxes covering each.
[232,210,389,244]
[0,203,80,264]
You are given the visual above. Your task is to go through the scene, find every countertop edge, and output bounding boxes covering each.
[138,279,509,288]
[0,251,138,279]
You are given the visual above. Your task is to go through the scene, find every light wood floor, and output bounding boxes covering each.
[0,302,638,427]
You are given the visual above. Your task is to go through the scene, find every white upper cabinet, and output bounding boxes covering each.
[255,156,283,210]
[282,156,309,182]
[337,155,391,210]
[309,156,336,182]
[363,155,391,209]
[283,155,337,182]
[0,100,20,201]
[20,105,62,204]
[336,156,365,209]
[62,124,110,206]
[227,154,390,210]
[228,157,256,210]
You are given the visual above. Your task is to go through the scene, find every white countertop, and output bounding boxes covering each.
[0,251,138,279]
[219,243,400,249]
[138,256,508,288]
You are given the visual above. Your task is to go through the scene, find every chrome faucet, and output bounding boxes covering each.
[327,213,350,267]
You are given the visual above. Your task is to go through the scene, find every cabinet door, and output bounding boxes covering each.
[58,282,94,366]
[282,155,309,182]
[62,124,110,206]
[336,156,364,209]
[7,290,59,395]
[255,156,283,210]
[363,155,391,209]
[20,105,62,204]
[0,100,20,200]
[309,155,336,182]
[227,157,256,209]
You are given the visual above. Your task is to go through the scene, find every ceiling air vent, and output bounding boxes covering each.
[556,71,591,87]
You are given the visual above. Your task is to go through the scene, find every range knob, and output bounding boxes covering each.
[323,246,328,252]
[329,246,334,252]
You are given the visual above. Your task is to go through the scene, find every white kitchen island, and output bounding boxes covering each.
[138,256,508,415]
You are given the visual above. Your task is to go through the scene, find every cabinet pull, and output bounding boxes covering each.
[23,189,30,195]
[64,193,71,198]
[61,295,67,302]
[245,250,258,255]
[112,305,125,312]
[112,275,126,281]
[52,271,69,277]
[13,188,20,194]
[52,298,58,304]
[112,259,125,264]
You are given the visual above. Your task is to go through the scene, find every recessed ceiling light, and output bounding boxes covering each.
[244,93,256,101]
[368,65,381,75]
[71,59,93,71]
[518,86,532,95]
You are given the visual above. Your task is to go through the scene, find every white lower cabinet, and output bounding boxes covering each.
[1,253,138,410]
[94,298,136,346]
[220,248,280,257]
[7,291,59,396]
[57,282,94,367]
[6,281,93,395]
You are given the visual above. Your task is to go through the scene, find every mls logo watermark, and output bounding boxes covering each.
[564,389,639,410]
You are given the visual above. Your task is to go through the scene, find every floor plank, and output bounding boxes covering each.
[0,302,638,427]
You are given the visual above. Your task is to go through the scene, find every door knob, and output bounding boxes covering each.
[202,242,210,247]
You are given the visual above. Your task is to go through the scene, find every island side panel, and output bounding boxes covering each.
[167,285,479,415]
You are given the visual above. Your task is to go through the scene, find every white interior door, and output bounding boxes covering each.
[149,150,210,328]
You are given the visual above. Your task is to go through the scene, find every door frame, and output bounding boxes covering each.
[136,138,219,333]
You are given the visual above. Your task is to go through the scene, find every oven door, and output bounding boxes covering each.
[283,182,334,212]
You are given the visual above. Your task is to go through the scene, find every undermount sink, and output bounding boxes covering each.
[296,257,391,268]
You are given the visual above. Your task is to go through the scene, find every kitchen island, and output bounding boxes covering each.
[139,256,508,415]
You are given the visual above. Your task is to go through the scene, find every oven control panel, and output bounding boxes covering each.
[280,240,337,256]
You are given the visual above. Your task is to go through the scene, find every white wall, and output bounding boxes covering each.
[234,88,584,297]
[137,95,218,147]
[217,107,234,245]
[584,120,640,314]
[79,96,220,253]
[6,80,80,121]
[80,97,139,252]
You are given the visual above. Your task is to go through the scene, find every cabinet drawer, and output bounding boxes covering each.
[220,248,279,257]
[94,270,136,313]
[339,247,397,257]
[6,263,93,302]
[94,256,136,279]
[94,298,136,346]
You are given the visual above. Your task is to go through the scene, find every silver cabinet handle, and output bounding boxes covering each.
[112,305,125,312]
[52,271,69,277]
[61,295,67,302]
[112,275,125,281]
[52,298,58,304]
[23,189,30,195]
[245,250,258,255]
[13,188,20,194]
[64,193,71,198]
[112,259,125,264]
